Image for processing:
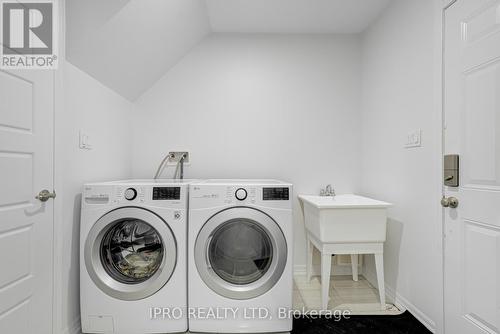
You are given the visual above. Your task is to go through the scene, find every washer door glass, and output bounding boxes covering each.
[101,219,164,284]
[85,207,177,301]
[208,219,272,285]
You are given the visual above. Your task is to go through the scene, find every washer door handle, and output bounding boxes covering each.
[205,235,213,269]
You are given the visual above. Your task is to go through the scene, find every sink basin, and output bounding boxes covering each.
[298,194,392,243]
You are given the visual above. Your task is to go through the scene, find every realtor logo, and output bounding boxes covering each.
[1,0,58,69]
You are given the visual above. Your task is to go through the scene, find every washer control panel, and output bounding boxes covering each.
[124,188,137,201]
[83,183,187,208]
[263,187,289,201]
[235,188,248,201]
[116,186,145,203]
[153,187,181,200]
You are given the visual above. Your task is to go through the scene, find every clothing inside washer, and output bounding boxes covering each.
[100,219,164,283]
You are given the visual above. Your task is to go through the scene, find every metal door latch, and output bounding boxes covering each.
[36,189,56,202]
[441,196,458,208]
[444,154,459,187]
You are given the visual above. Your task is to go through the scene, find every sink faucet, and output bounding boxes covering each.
[320,184,335,197]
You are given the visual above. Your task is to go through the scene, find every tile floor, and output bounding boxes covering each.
[293,275,402,315]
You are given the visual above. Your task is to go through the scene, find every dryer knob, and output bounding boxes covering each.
[235,188,248,201]
[124,188,137,200]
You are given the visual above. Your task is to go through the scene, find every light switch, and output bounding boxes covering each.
[79,130,92,150]
[405,129,421,148]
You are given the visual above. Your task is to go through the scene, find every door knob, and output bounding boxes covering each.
[441,196,458,208]
[36,189,56,202]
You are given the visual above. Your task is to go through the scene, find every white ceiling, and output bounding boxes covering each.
[66,0,390,101]
[206,0,391,34]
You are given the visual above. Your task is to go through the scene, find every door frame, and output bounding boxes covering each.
[440,1,458,334]
[53,0,74,333]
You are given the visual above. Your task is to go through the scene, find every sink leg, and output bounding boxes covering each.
[374,253,386,310]
[350,254,359,282]
[306,235,313,282]
[321,254,331,310]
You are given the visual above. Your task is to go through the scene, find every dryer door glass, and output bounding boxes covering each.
[194,207,287,300]
[101,219,164,283]
[208,219,273,285]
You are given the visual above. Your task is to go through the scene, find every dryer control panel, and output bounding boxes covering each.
[225,186,257,204]
[189,182,292,210]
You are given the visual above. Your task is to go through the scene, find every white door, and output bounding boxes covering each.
[444,0,500,333]
[0,70,54,333]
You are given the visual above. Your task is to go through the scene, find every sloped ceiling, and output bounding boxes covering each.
[66,0,390,101]
[206,0,391,34]
[66,0,211,101]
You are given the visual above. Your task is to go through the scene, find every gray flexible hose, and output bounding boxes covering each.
[153,153,174,179]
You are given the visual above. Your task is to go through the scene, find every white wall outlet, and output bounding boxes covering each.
[166,151,190,166]
[405,129,421,148]
[79,130,92,150]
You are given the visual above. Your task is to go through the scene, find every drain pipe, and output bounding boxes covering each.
[173,153,187,180]
[179,153,186,180]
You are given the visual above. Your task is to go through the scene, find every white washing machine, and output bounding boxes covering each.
[188,179,293,333]
[80,180,193,334]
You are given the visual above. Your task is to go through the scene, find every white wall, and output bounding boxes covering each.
[58,62,133,333]
[132,34,363,268]
[360,0,441,331]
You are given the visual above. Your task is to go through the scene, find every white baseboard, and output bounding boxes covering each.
[387,285,436,333]
[363,268,436,333]
[61,316,81,334]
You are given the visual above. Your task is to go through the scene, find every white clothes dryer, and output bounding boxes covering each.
[188,179,293,333]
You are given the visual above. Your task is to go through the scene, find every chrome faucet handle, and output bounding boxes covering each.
[320,184,335,197]
[320,185,335,196]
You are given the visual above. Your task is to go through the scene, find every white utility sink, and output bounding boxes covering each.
[298,194,392,310]
[298,194,392,243]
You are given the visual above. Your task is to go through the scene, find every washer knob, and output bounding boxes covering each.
[124,188,137,200]
[235,188,247,201]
